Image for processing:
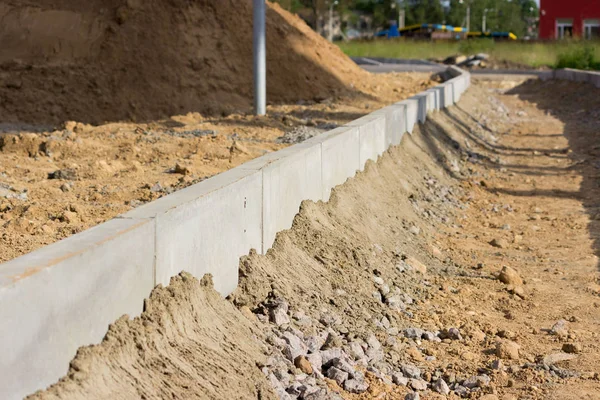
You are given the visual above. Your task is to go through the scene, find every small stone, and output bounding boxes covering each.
[409,226,421,235]
[462,374,491,388]
[550,319,569,337]
[306,352,323,374]
[401,364,421,379]
[320,348,345,366]
[490,238,509,249]
[48,168,77,180]
[490,359,504,370]
[343,379,368,393]
[404,327,424,339]
[372,276,385,286]
[454,385,469,398]
[410,379,428,391]
[496,340,520,360]
[321,332,342,350]
[268,301,290,326]
[405,393,420,400]
[498,266,523,286]
[441,327,462,340]
[562,343,582,354]
[174,163,191,175]
[347,341,366,361]
[60,182,73,192]
[326,367,348,386]
[294,356,314,374]
[422,331,437,341]
[282,332,307,361]
[432,378,450,395]
[392,373,409,386]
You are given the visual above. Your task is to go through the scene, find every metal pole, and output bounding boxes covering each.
[466,6,470,32]
[328,3,333,42]
[482,12,486,32]
[253,0,266,115]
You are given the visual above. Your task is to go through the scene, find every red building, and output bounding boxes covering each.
[539,0,600,39]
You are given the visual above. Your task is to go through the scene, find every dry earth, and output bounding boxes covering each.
[28,76,600,400]
[0,72,434,262]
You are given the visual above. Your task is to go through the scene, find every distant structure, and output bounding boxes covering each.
[539,0,600,39]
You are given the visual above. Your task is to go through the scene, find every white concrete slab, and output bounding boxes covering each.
[425,88,440,111]
[347,113,387,170]
[123,167,262,294]
[371,104,406,147]
[396,98,419,134]
[305,127,361,201]
[410,93,429,123]
[0,218,154,400]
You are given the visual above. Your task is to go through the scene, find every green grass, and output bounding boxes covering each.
[338,39,600,69]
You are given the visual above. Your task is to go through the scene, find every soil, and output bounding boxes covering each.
[0,71,433,263]
[29,77,600,399]
[0,0,387,125]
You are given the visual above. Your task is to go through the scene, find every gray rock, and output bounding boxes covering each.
[347,341,366,361]
[410,379,428,391]
[404,327,425,339]
[306,352,323,375]
[326,367,348,386]
[387,327,399,336]
[462,375,490,388]
[268,373,293,400]
[432,378,450,395]
[331,358,355,376]
[48,168,77,180]
[321,332,342,350]
[381,316,391,329]
[269,300,290,326]
[372,291,383,302]
[385,295,406,310]
[305,335,322,353]
[441,327,462,340]
[454,385,469,398]
[401,364,421,379]
[302,387,328,400]
[422,331,437,341]
[320,348,345,366]
[283,331,307,361]
[550,319,569,337]
[490,359,504,370]
[343,379,368,393]
[372,276,385,286]
[379,284,391,296]
[405,393,420,400]
[392,373,409,386]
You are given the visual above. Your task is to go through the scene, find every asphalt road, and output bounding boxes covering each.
[352,56,545,77]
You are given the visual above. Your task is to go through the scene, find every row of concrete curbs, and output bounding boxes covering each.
[0,66,471,400]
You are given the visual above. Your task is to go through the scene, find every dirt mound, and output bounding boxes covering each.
[0,0,368,125]
[28,273,275,400]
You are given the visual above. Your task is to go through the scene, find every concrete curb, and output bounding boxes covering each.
[541,68,600,88]
[0,67,471,399]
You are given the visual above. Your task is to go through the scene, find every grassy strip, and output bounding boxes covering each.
[338,39,600,69]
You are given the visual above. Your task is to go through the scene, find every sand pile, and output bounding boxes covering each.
[28,273,276,400]
[0,0,368,125]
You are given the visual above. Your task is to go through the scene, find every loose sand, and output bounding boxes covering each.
[29,78,600,399]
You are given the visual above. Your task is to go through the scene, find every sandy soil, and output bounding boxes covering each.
[29,78,600,399]
[0,71,434,263]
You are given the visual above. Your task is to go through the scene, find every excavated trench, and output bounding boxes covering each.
[29,78,600,400]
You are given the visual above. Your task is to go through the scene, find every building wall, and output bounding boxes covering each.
[539,0,600,39]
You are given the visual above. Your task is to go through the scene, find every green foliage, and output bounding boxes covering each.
[556,45,600,70]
